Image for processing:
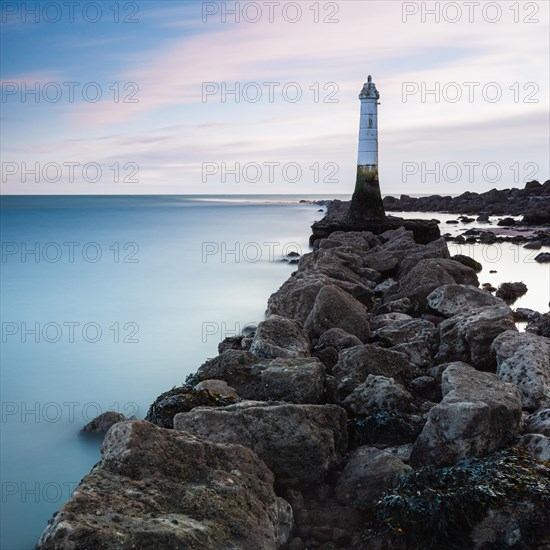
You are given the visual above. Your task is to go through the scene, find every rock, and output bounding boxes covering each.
[427,284,505,317]
[497,217,516,227]
[363,250,399,273]
[526,312,550,337]
[194,379,238,398]
[534,252,550,263]
[495,282,528,304]
[349,410,424,447]
[386,258,479,314]
[335,446,412,511]
[174,402,348,485]
[250,315,310,359]
[435,304,516,371]
[304,285,370,342]
[410,362,522,466]
[375,318,438,348]
[391,340,433,368]
[332,344,415,403]
[476,213,490,222]
[218,335,243,354]
[513,307,539,322]
[482,282,497,292]
[446,220,459,224]
[316,328,362,351]
[451,254,483,273]
[372,297,412,315]
[410,375,441,402]
[523,240,542,250]
[260,358,326,404]
[523,408,550,436]
[81,411,126,434]
[369,312,412,332]
[396,237,451,276]
[492,330,550,410]
[146,386,238,429]
[373,278,398,294]
[38,421,293,550]
[343,375,414,414]
[517,433,550,462]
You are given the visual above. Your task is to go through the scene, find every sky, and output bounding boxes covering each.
[1,0,549,195]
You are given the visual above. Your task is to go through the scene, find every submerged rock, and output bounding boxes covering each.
[38,421,293,550]
[495,282,528,305]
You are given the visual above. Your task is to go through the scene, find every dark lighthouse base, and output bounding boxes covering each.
[348,166,385,222]
[310,200,440,246]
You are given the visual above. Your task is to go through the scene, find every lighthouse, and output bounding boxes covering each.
[348,75,385,221]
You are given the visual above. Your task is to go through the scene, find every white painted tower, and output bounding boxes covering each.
[349,75,385,221]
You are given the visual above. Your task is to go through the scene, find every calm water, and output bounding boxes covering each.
[1,196,548,549]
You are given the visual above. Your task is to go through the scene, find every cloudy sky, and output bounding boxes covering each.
[1,0,548,195]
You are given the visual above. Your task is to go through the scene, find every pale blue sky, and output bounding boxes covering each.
[1,0,549,194]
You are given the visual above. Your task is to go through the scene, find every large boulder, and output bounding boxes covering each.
[435,304,517,371]
[250,314,310,359]
[492,331,550,410]
[304,285,370,342]
[332,344,415,403]
[316,328,363,351]
[386,258,479,313]
[411,363,522,466]
[427,284,505,318]
[335,446,412,511]
[188,351,326,404]
[37,421,293,550]
[374,318,438,348]
[343,375,414,414]
[174,402,348,485]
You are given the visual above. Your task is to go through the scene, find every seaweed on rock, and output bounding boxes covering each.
[349,410,424,447]
[371,447,550,550]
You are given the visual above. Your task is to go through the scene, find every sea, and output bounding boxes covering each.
[1,195,548,549]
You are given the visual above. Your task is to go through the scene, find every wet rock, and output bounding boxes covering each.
[451,254,483,273]
[304,285,370,342]
[427,284,504,317]
[492,330,550,410]
[81,411,126,434]
[332,345,415,403]
[38,421,293,550]
[411,363,522,466]
[174,402,348,485]
[495,282,528,305]
[534,252,550,263]
[497,217,516,227]
[335,446,412,511]
[194,379,238,398]
[523,240,542,250]
[343,375,414,414]
[250,315,310,359]
[349,410,424,447]
[435,304,516,371]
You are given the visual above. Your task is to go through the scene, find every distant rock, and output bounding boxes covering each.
[451,254,483,273]
[534,252,550,263]
[38,421,293,549]
[523,240,542,250]
[495,282,528,304]
[411,363,522,466]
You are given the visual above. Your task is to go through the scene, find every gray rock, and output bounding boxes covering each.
[523,240,542,250]
[386,258,479,313]
[492,330,550,410]
[194,379,238,398]
[38,421,293,550]
[363,250,399,273]
[495,282,528,305]
[332,344,415,403]
[304,285,370,342]
[373,297,412,315]
[391,340,433,368]
[375,318,438,348]
[343,375,414,414]
[373,278,398,294]
[534,252,550,263]
[174,402,348,485]
[523,408,550,436]
[516,433,550,461]
[81,411,126,434]
[369,312,412,332]
[411,362,522,466]
[335,446,412,510]
[427,284,504,317]
[435,304,516,370]
[250,314,310,359]
[451,254,483,273]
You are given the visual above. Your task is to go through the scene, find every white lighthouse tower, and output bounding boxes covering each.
[349,75,385,221]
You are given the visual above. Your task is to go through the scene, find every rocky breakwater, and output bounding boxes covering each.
[38,227,550,549]
[383,180,550,225]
